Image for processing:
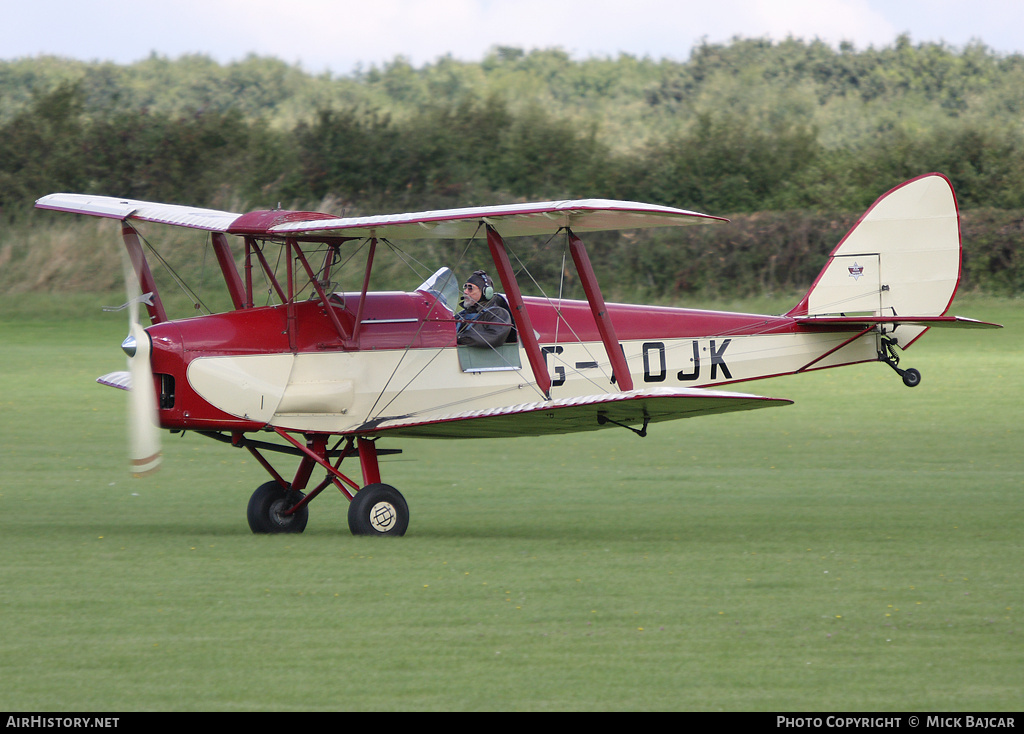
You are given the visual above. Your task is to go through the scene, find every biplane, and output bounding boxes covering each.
[35,172,999,536]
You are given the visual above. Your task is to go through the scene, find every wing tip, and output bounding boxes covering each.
[97,371,132,391]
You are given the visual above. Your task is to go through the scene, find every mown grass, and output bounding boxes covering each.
[0,294,1020,711]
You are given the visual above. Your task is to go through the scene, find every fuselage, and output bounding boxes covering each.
[145,288,878,436]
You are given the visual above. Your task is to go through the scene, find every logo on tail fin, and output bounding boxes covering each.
[848,262,865,280]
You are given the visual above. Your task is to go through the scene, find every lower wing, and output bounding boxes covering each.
[350,387,792,439]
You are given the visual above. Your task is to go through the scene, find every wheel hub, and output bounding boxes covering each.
[369,501,397,532]
[269,498,296,526]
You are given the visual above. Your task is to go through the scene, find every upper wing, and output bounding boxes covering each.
[346,387,791,439]
[36,194,725,239]
[265,199,726,240]
[35,193,242,231]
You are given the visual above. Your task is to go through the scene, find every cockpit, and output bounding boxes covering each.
[416,266,521,372]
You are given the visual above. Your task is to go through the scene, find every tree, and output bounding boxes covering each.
[0,82,87,213]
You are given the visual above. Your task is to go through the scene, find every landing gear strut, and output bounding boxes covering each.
[879,336,922,387]
[213,430,410,536]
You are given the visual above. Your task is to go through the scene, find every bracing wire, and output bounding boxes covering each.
[131,224,212,314]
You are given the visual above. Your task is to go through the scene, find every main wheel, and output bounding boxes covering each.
[902,368,922,388]
[247,481,309,534]
[348,483,409,537]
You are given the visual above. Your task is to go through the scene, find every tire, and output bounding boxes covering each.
[247,481,309,534]
[348,483,409,537]
[902,368,922,388]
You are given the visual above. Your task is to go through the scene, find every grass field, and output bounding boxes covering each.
[0,294,1020,711]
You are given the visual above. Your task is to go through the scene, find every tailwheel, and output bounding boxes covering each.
[901,367,922,388]
[879,336,922,388]
[247,481,309,534]
[348,483,409,537]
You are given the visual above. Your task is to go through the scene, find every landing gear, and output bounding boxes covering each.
[348,483,410,537]
[247,481,309,534]
[878,336,922,388]
[218,430,409,537]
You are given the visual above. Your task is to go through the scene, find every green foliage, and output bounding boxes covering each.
[83,106,286,205]
[628,111,823,212]
[0,82,88,211]
[284,95,613,209]
[0,82,293,212]
[2,38,1024,295]
[960,210,1024,294]
[291,105,403,204]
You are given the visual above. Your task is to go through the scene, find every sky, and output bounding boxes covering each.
[5,0,1024,74]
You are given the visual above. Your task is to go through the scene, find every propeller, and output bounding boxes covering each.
[120,253,162,477]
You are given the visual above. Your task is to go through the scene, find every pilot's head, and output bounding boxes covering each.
[463,270,493,307]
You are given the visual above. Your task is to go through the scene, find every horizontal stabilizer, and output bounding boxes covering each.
[795,315,1002,329]
[351,387,792,439]
[97,371,132,391]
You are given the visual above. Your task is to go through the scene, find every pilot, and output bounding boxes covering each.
[457,270,512,348]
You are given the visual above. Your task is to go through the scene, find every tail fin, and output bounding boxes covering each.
[789,173,962,346]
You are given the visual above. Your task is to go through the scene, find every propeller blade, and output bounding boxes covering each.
[122,254,162,476]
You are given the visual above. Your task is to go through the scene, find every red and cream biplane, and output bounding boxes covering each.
[35,173,999,536]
